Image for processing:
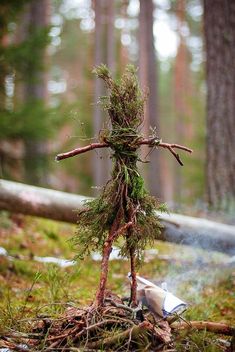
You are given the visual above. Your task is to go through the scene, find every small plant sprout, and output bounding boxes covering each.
[56,65,192,308]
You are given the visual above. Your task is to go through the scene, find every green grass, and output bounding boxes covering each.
[0,212,234,350]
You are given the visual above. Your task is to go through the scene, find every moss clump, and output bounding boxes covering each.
[73,65,166,264]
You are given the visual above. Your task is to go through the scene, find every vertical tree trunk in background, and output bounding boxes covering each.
[0,35,8,111]
[204,0,235,209]
[106,0,115,176]
[23,0,50,186]
[139,0,162,199]
[118,1,129,70]
[93,0,115,193]
[173,0,193,203]
[106,1,115,72]
[93,0,104,191]
[0,33,10,180]
[24,0,49,102]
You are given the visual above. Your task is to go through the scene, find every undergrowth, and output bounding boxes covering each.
[0,215,234,350]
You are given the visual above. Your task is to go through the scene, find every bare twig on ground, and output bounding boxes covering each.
[85,321,149,349]
[171,321,235,336]
[1,300,234,351]
[104,298,135,314]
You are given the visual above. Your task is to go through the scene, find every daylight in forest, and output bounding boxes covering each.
[0,0,234,351]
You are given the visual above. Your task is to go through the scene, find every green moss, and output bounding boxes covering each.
[0,216,234,350]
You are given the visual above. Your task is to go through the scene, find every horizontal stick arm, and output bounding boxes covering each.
[139,138,193,152]
[139,139,193,166]
[55,136,192,165]
[55,142,109,161]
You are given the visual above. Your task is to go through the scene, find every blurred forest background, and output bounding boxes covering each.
[0,0,234,217]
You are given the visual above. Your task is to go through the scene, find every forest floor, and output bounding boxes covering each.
[0,211,234,351]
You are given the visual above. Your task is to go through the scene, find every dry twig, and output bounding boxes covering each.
[171,320,235,336]
[55,142,108,161]
[55,139,192,166]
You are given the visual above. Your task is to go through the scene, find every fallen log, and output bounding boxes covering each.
[0,179,235,255]
[171,321,235,336]
[0,179,89,225]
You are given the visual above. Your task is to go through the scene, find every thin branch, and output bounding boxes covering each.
[104,298,135,314]
[139,138,193,166]
[109,221,133,243]
[171,321,235,336]
[86,321,151,349]
[55,142,109,161]
[74,319,130,340]
[55,137,192,166]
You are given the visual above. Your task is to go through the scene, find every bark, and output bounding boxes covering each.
[204,0,235,209]
[22,0,50,186]
[95,239,113,306]
[93,0,115,192]
[93,0,104,191]
[95,208,122,306]
[129,246,137,306]
[0,34,8,110]
[173,0,193,202]
[23,0,49,102]
[139,0,162,198]
[56,139,192,163]
[171,320,235,336]
[0,180,235,255]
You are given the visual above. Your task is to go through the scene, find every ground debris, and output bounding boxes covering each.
[0,292,173,351]
[1,292,234,351]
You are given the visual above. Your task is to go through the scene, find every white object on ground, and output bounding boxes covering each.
[129,274,187,318]
[0,247,8,256]
[33,256,75,268]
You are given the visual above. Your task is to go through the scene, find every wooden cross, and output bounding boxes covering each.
[56,138,192,166]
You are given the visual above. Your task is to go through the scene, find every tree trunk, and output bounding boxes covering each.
[93,0,115,193]
[173,0,193,203]
[139,0,162,199]
[204,0,235,209]
[23,0,50,186]
[23,0,49,102]
[1,180,235,255]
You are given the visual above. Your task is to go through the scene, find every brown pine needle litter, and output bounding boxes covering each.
[0,291,174,351]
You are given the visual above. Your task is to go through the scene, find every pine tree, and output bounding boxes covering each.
[204,0,235,210]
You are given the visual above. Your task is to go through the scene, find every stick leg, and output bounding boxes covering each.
[130,247,137,307]
[95,240,113,306]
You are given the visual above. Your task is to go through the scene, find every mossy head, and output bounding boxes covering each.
[93,64,145,129]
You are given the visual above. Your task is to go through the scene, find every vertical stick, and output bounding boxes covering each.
[130,247,137,307]
[95,238,113,306]
[95,207,122,306]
